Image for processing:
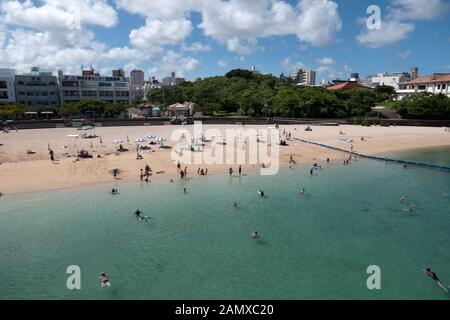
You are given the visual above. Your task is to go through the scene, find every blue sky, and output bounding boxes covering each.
[1,0,449,82]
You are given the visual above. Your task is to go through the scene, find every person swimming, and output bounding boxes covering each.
[233,202,239,208]
[300,188,305,195]
[400,197,406,203]
[257,189,265,197]
[99,272,111,288]
[134,210,142,217]
[250,231,259,239]
[423,267,449,293]
[111,188,118,194]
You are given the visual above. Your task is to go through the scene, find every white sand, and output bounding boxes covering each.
[0,124,449,195]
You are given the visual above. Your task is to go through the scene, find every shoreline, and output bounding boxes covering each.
[1,124,449,196]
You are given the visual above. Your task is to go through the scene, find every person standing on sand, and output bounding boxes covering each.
[239,165,242,176]
[229,167,233,176]
[49,149,54,162]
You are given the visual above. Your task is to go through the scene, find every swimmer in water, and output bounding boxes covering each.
[250,231,259,239]
[400,197,406,203]
[423,267,449,293]
[300,188,305,195]
[233,202,239,208]
[111,188,118,194]
[134,210,142,218]
[257,189,265,197]
[99,272,111,288]
[184,187,187,194]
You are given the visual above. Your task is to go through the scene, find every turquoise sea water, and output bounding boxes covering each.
[0,149,449,300]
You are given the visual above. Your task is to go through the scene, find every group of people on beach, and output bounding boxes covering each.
[140,165,152,182]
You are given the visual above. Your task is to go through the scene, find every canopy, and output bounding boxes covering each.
[112,139,124,144]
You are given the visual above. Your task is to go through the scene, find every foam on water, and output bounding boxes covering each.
[0,149,449,300]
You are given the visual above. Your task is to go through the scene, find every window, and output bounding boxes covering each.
[115,82,128,87]
[0,92,8,98]
[115,91,129,97]
[442,84,447,90]
[437,84,441,90]
[18,91,26,95]
[0,81,7,89]
[81,91,97,97]
[99,91,113,97]
[99,82,112,87]
[63,90,79,96]
[418,85,426,90]
[62,81,79,87]
[48,82,56,86]
[17,81,25,85]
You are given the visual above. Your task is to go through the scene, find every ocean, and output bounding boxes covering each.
[0,147,449,300]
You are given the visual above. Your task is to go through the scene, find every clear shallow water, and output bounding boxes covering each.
[388,146,450,166]
[1,153,450,300]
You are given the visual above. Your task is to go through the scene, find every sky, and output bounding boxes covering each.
[0,0,449,82]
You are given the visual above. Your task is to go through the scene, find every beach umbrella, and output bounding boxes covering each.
[145,133,156,139]
[135,137,146,143]
[155,137,167,142]
[112,139,124,144]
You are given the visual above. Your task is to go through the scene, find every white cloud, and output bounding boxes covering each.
[397,50,411,61]
[181,42,211,53]
[389,0,450,21]
[199,0,342,53]
[317,65,342,80]
[280,58,304,75]
[226,38,256,55]
[130,18,193,49]
[317,57,335,65]
[218,60,228,68]
[150,51,200,78]
[357,20,415,48]
[1,0,118,31]
[115,0,199,20]
[357,0,448,48]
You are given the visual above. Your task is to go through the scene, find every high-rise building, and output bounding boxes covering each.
[290,69,316,86]
[130,69,145,102]
[0,68,16,105]
[410,67,419,79]
[58,68,131,105]
[161,72,185,87]
[15,67,60,108]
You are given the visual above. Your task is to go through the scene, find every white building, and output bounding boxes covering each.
[396,73,450,100]
[290,69,316,86]
[371,72,412,90]
[0,68,16,105]
[58,69,131,105]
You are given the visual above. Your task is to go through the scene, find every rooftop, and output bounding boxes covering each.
[400,73,450,85]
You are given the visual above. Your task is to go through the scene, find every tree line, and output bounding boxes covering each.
[147,69,394,118]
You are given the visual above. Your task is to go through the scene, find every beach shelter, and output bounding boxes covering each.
[112,139,124,144]
[135,137,146,143]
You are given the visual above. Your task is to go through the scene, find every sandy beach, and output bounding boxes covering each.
[0,124,449,195]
